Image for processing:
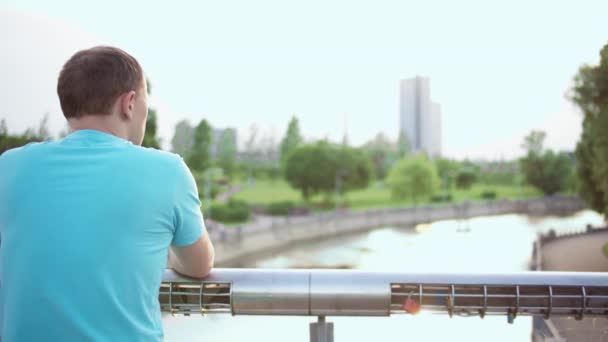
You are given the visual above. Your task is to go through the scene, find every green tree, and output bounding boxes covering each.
[571,42,608,216]
[521,130,546,155]
[386,155,440,204]
[575,120,606,212]
[240,124,260,178]
[216,128,238,178]
[142,79,161,148]
[361,132,399,180]
[37,113,51,140]
[279,116,303,166]
[435,158,460,190]
[520,130,572,195]
[0,120,43,155]
[284,142,372,201]
[335,146,373,194]
[0,119,7,136]
[171,119,194,157]
[187,119,212,171]
[142,109,161,148]
[397,130,411,158]
[285,142,333,200]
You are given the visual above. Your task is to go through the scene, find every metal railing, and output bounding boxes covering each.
[160,269,608,341]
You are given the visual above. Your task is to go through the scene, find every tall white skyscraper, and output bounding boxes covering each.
[399,76,442,158]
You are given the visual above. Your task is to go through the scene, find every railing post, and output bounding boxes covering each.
[310,316,333,342]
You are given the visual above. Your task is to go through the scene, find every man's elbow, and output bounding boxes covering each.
[194,249,215,278]
[170,237,215,278]
[198,257,214,278]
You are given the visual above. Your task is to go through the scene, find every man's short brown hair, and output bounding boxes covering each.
[57,46,144,119]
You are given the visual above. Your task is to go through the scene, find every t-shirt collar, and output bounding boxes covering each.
[62,129,131,145]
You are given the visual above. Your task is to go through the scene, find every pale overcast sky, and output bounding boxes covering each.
[1,0,607,159]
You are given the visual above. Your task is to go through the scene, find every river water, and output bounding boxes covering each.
[163,210,604,341]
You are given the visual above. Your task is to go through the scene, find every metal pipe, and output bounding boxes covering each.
[160,268,608,320]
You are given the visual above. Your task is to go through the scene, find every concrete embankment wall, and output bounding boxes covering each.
[210,197,585,266]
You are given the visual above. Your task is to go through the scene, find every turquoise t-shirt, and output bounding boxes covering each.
[0,129,205,341]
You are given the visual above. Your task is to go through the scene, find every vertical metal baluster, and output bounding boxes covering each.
[199,282,206,316]
[447,284,455,318]
[229,282,235,316]
[508,285,520,324]
[545,286,553,320]
[515,285,520,318]
[479,285,487,319]
[577,287,587,321]
[418,284,423,308]
[169,283,174,316]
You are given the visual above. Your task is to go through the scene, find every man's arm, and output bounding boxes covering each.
[169,157,215,278]
[167,230,215,278]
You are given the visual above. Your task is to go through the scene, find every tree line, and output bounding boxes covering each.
[572,42,608,218]
[6,42,608,220]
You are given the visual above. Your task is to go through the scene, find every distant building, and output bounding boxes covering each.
[399,76,442,158]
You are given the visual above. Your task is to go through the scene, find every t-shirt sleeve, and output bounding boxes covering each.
[172,157,205,246]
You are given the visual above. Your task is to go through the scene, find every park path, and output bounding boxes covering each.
[542,231,608,272]
[539,231,608,341]
[215,184,243,203]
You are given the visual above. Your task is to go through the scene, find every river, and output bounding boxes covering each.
[163,210,604,341]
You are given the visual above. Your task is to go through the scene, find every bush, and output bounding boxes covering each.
[455,169,477,189]
[480,190,497,200]
[431,194,453,203]
[265,201,296,216]
[210,199,251,223]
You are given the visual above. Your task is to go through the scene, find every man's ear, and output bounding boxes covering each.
[120,90,137,120]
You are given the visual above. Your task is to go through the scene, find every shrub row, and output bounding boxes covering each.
[264,201,312,216]
[209,199,251,223]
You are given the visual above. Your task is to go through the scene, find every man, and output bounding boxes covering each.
[0,46,214,341]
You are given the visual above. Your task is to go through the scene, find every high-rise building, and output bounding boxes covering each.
[399,76,442,158]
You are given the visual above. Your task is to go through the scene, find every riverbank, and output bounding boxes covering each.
[209,196,584,266]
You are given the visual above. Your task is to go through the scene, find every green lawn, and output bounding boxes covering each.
[234,179,301,204]
[232,178,542,210]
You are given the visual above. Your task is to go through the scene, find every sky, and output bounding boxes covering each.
[1,0,607,159]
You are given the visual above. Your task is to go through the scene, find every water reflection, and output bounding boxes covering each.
[163,210,604,341]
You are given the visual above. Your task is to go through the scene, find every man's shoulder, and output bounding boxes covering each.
[0,141,50,163]
[128,147,194,195]
[128,145,186,170]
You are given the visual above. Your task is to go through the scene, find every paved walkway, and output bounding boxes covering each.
[539,231,608,341]
[542,231,608,272]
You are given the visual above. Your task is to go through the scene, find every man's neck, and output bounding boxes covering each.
[68,115,129,141]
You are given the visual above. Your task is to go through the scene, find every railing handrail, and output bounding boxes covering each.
[160,268,608,321]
